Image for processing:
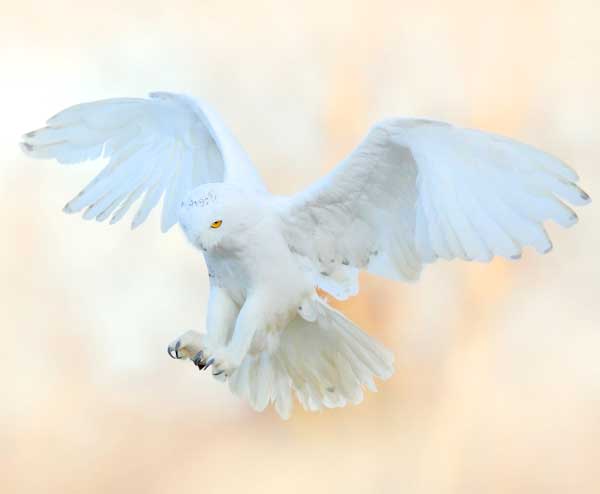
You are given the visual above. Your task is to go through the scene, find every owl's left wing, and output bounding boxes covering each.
[21,92,266,232]
[279,119,590,299]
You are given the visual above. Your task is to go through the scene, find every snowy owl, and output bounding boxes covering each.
[21,92,590,418]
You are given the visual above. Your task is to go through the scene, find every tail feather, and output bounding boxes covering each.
[227,298,394,419]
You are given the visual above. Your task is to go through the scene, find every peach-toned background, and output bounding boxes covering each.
[2,1,599,493]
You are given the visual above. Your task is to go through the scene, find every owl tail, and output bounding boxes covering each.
[227,298,395,419]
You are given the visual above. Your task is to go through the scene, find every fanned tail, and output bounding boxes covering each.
[227,298,394,419]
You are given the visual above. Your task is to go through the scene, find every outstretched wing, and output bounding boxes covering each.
[21,92,266,232]
[280,119,590,299]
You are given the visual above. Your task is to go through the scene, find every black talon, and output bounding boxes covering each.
[212,370,225,376]
[193,351,206,370]
[204,357,215,369]
[168,341,180,359]
[174,340,181,359]
[192,351,204,365]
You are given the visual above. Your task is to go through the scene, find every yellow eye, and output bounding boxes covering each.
[210,220,222,229]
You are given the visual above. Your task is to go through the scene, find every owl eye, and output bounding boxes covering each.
[210,220,223,229]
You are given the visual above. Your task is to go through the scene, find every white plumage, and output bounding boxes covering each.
[21,92,590,418]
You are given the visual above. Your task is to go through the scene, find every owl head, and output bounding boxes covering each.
[177,183,267,254]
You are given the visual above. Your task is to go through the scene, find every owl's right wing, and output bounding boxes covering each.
[21,92,266,232]
[279,119,590,299]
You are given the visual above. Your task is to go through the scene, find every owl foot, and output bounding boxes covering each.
[167,331,229,381]
[167,330,206,360]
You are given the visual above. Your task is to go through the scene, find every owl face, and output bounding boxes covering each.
[177,183,264,254]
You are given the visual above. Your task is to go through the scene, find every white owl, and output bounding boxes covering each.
[21,92,590,418]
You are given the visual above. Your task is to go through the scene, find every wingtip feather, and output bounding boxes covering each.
[19,141,34,155]
[160,222,175,233]
[62,202,76,214]
[565,212,579,228]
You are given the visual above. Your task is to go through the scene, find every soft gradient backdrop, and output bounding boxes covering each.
[3,1,600,493]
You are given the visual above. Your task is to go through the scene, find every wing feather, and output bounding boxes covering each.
[21,92,265,231]
[280,119,589,298]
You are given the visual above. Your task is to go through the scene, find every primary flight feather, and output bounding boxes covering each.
[21,92,590,418]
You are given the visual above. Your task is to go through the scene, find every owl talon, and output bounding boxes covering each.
[192,350,204,366]
[168,340,181,359]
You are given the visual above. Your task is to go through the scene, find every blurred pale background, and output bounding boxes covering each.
[2,1,600,493]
